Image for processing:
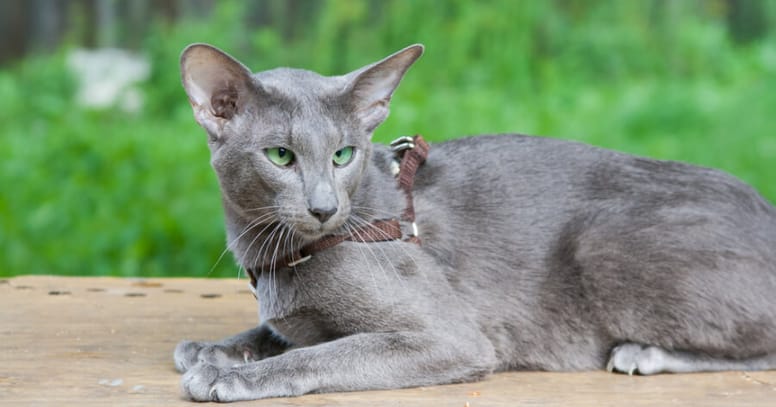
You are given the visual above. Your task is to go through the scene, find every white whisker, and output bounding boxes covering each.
[345,216,408,286]
[209,211,277,277]
[349,213,421,268]
[343,222,384,295]
[255,223,284,314]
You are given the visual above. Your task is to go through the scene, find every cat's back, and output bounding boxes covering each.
[410,134,603,273]
[414,134,605,211]
[415,133,775,217]
[411,134,776,271]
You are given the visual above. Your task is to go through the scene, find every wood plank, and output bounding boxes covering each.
[1,275,774,405]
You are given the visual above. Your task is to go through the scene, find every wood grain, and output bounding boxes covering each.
[1,276,774,406]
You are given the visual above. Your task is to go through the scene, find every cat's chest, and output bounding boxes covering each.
[252,260,376,345]
[252,243,426,346]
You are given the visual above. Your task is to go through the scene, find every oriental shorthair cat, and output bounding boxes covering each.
[173,43,776,401]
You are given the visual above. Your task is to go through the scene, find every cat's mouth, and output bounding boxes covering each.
[273,206,350,243]
[290,218,346,242]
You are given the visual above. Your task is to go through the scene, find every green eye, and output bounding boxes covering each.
[333,146,354,166]
[265,147,295,167]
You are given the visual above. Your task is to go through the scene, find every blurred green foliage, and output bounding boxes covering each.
[2,0,776,277]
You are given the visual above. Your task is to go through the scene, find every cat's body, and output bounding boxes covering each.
[174,44,776,401]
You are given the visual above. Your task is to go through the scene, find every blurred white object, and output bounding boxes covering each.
[67,48,150,113]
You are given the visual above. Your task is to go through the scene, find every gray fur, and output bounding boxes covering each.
[175,43,776,402]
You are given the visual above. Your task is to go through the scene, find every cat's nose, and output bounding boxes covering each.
[308,206,337,223]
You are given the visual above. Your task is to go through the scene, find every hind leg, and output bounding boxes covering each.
[606,342,776,375]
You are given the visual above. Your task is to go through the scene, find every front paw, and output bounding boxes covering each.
[181,363,221,401]
[174,340,206,373]
[174,340,255,373]
[181,363,261,402]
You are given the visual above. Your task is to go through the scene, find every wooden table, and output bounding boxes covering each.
[2,275,775,406]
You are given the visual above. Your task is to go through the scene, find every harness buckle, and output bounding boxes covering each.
[390,136,415,153]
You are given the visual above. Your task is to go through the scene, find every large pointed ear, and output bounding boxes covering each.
[180,43,255,137]
[346,44,423,133]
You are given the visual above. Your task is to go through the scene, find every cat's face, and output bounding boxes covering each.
[202,74,372,241]
[180,44,422,243]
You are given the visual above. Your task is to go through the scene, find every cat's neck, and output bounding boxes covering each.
[225,144,407,271]
[349,144,409,225]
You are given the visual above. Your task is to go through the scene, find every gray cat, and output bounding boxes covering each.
[173,43,776,402]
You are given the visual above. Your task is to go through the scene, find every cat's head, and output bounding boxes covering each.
[180,44,422,243]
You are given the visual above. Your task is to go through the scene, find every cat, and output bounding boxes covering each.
[173,43,776,402]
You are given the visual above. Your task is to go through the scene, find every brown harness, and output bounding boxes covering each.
[247,135,430,289]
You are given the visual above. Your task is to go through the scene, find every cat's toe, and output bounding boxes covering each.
[174,340,206,373]
[181,362,221,401]
[196,344,249,368]
[181,362,260,402]
[607,343,666,375]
